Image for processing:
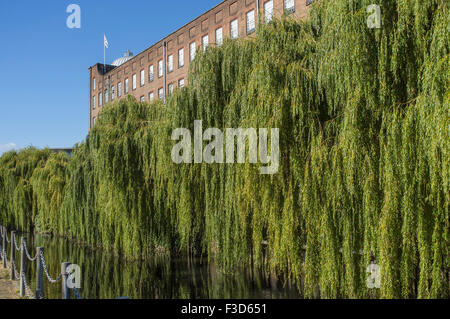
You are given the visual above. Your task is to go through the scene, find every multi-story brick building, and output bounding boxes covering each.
[88,0,314,129]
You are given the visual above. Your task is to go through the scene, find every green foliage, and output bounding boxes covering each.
[0,0,448,298]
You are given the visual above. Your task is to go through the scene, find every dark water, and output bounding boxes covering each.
[8,233,301,299]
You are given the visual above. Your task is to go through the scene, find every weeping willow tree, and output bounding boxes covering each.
[0,0,448,298]
[30,152,70,234]
[0,148,52,232]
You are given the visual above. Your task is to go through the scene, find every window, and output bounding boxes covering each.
[149,92,154,102]
[264,1,274,23]
[111,86,115,100]
[140,96,145,102]
[178,48,184,68]
[93,96,96,109]
[216,27,223,46]
[168,83,174,95]
[158,88,164,100]
[118,82,122,97]
[140,70,145,86]
[284,0,295,13]
[190,42,196,61]
[178,78,185,89]
[306,0,315,5]
[149,65,154,82]
[230,19,238,39]
[168,54,174,72]
[158,60,163,78]
[202,35,209,51]
[125,78,129,94]
[132,74,137,90]
[93,117,97,126]
[105,90,109,103]
[99,93,102,107]
[246,10,256,34]
[93,78,96,90]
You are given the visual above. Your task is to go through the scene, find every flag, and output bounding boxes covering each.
[104,34,109,49]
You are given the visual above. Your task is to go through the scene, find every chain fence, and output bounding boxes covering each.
[21,271,35,299]
[13,233,21,251]
[0,225,84,300]
[40,250,62,284]
[23,242,38,261]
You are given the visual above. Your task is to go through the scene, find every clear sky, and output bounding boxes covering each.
[0,0,221,154]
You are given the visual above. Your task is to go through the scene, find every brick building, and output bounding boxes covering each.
[88,0,314,129]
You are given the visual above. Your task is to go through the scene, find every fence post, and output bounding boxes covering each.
[10,231,15,280]
[35,247,44,299]
[2,227,6,268]
[19,236,26,297]
[61,262,71,299]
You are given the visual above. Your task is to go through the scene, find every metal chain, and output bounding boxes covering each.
[40,251,62,284]
[11,260,20,280]
[21,271,35,299]
[23,243,37,261]
[13,233,21,251]
[73,286,83,299]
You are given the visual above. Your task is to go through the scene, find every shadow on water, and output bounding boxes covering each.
[12,233,301,299]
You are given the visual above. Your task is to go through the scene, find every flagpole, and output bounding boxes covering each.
[104,33,106,73]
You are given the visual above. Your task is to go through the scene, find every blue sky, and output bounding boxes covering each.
[0,0,221,154]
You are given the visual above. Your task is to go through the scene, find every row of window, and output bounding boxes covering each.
[93,78,186,109]
[92,0,299,110]
[92,1,277,90]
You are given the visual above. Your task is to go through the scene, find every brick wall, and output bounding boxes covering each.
[89,0,314,129]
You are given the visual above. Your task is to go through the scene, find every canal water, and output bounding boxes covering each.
[14,233,301,299]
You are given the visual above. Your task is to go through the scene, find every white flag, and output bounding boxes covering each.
[104,34,109,49]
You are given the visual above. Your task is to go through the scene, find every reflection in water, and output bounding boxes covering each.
[12,233,300,299]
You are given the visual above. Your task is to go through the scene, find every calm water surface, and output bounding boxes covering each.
[11,233,301,299]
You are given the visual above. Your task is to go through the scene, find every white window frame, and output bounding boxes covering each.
[168,54,174,72]
[140,70,145,86]
[149,92,154,102]
[93,96,96,109]
[246,10,256,34]
[132,74,137,90]
[202,35,209,51]
[190,42,196,61]
[230,19,238,39]
[111,86,115,100]
[93,78,96,90]
[178,48,184,67]
[118,82,122,97]
[168,83,174,95]
[179,78,185,88]
[284,0,295,13]
[216,27,223,46]
[158,60,163,78]
[105,89,109,103]
[140,96,145,102]
[149,65,154,82]
[264,0,274,23]
[158,88,164,99]
[99,93,102,106]
[125,78,129,94]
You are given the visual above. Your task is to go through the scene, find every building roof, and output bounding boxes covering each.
[111,50,134,67]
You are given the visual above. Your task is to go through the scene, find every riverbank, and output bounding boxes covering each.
[0,265,20,299]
